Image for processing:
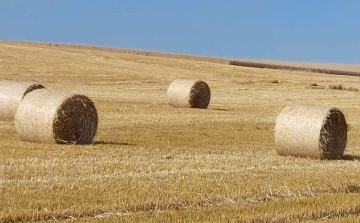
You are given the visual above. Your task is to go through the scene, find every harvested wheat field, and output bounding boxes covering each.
[2,41,360,223]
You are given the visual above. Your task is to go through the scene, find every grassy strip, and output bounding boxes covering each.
[229,60,360,77]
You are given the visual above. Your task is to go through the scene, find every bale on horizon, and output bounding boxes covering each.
[0,81,45,120]
[15,89,98,145]
[275,104,347,159]
[167,79,211,109]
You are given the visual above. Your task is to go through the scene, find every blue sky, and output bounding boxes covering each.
[1,1,360,63]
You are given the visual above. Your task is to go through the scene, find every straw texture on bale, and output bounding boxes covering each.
[167,79,211,109]
[0,81,45,120]
[275,104,347,159]
[15,89,98,144]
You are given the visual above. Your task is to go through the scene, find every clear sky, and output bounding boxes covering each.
[1,1,360,63]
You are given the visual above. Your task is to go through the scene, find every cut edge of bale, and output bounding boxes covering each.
[189,81,211,109]
[22,83,45,99]
[319,108,347,159]
[53,94,98,144]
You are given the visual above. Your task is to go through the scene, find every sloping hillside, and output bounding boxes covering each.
[4,41,360,75]
[1,42,360,222]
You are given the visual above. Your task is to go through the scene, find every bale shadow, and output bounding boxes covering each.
[342,154,360,161]
[92,141,135,146]
[212,108,235,112]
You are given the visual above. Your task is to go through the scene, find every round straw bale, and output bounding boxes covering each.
[15,89,98,144]
[275,104,347,159]
[167,79,211,108]
[0,81,45,120]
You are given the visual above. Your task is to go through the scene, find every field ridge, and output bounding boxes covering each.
[2,40,360,76]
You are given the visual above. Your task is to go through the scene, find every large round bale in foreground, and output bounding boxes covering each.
[167,79,211,109]
[0,81,45,120]
[275,105,347,159]
[15,89,98,144]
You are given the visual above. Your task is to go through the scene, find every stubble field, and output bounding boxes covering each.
[1,42,360,222]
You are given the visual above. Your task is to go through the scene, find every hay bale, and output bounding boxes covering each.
[0,81,45,120]
[15,89,98,144]
[275,104,347,159]
[167,79,211,108]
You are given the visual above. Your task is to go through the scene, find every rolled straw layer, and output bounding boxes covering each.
[0,81,45,120]
[167,79,211,108]
[275,105,347,159]
[15,89,98,144]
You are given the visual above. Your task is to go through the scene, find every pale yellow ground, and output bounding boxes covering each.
[1,42,360,222]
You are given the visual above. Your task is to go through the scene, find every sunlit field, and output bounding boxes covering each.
[1,42,360,222]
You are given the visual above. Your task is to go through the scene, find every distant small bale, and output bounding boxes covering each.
[15,89,98,144]
[167,79,211,109]
[0,81,45,120]
[329,84,343,90]
[328,84,358,92]
[275,104,347,159]
[348,87,359,92]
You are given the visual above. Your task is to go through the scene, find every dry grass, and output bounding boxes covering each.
[1,42,360,222]
[4,40,360,74]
